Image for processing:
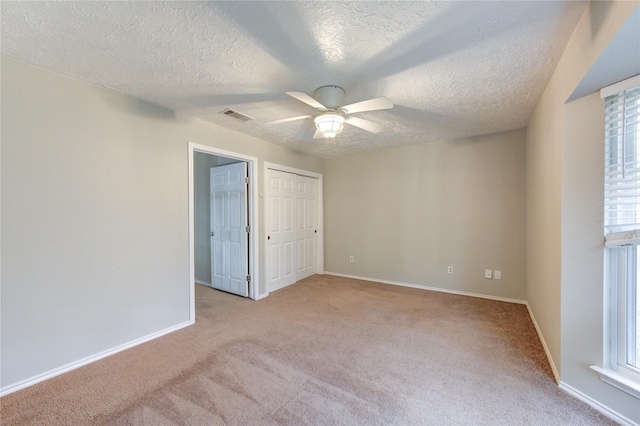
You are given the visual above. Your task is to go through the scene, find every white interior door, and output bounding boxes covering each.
[210,162,248,297]
[296,175,317,280]
[267,169,296,292]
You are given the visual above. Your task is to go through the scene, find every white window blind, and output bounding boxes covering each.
[604,84,640,236]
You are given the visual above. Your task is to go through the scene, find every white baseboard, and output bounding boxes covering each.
[254,291,270,300]
[0,320,193,397]
[559,381,638,426]
[195,279,211,286]
[524,302,560,384]
[325,272,527,305]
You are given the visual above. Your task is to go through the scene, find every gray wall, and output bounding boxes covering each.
[526,2,639,423]
[1,56,322,389]
[194,153,239,284]
[323,129,526,301]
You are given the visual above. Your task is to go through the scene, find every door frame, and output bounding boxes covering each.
[188,142,259,322]
[264,162,324,295]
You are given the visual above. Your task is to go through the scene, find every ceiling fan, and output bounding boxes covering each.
[267,85,393,139]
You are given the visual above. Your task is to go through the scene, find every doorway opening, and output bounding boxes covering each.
[188,142,259,323]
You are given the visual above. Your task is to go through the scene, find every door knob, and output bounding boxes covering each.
[210,232,214,237]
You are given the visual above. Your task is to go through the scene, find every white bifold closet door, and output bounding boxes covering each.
[295,175,318,281]
[210,162,249,297]
[267,169,318,292]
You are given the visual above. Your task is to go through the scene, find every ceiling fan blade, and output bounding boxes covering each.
[341,97,393,114]
[346,116,384,133]
[286,92,327,110]
[266,115,312,125]
[313,129,325,139]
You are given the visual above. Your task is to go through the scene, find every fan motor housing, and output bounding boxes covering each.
[313,85,345,110]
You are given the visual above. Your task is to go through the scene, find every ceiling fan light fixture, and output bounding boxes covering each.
[314,113,345,138]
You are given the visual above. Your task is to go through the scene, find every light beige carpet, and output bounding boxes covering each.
[1,275,614,425]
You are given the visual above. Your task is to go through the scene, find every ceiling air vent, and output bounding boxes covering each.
[220,108,253,122]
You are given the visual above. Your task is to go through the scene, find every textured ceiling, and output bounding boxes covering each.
[1,1,587,159]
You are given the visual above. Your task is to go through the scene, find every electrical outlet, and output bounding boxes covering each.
[484,269,493,279]
[349,256,355,263]
[447,266,454,274]
[494,270,502,280]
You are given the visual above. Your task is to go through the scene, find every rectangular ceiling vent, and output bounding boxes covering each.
[220,108,253,122]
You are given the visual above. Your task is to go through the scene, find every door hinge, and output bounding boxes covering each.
[246,275,251,282]
[246,226,250,233]
[245,176,250,184]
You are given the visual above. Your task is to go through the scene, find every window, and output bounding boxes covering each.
[593,77,640,398]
